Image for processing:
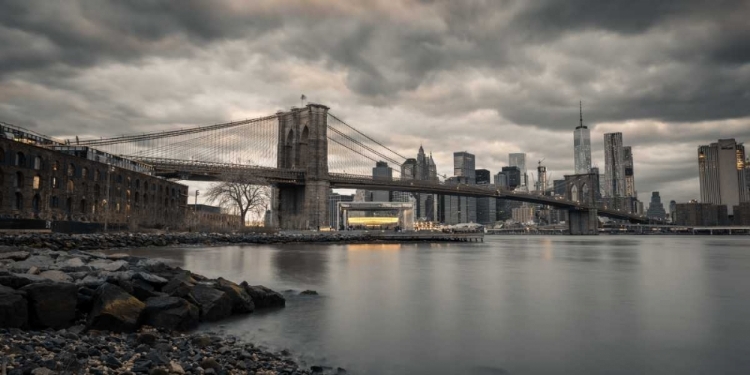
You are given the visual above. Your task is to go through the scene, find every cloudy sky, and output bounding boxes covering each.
[1,0,749,205]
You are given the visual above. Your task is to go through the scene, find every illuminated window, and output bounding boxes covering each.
[33,175,40,190]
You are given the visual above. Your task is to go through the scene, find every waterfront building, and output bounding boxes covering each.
[0,133,187,229]
[440,176,476,224]
[477,196,497,225]
[646,192,667,220]
[509,153,528,190]
[604,132,625,198]
[674,202,729,226]
[187,204,242,231]
[512,206,535,224]
[698,139,749,215]
[623,146,636,197]
[574,101,592,174]
[733,202,750,225]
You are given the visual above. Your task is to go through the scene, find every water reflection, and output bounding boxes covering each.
[107,236,750,375]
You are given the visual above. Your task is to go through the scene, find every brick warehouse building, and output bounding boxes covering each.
[0,129,187,230]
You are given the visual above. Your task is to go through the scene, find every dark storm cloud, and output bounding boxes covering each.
[1,0,749,204]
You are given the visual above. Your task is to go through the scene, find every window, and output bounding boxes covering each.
[32,194,40,213]
[51,176,59,189]
[80,199,86,214]
[67,163,75,177]
[15,172,23,188]
[117,174,122,184]
[94,169,100,181]
[15,152,25,167]
[82,167,88,179]
[127,177,131,188]
[33,175,40,190]
[52,161,59,171]
[50,196,59,208]
[135,179,140,189]
[116,203,121,213]
[144,181,149,191]
[67,180,74,193]
[14,192,23,210]
[33,156,41,170]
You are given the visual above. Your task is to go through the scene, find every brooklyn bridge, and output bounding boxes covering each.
[75,103,649,234]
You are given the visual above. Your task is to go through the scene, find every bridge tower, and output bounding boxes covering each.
[565,172,599,235]
[272,104,330,229]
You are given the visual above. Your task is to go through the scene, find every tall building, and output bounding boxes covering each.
[509,153,527,190]
[646,192,667,220]
[371,161,392,202]
[476,169,491,185]
[669,200,677,223]
[501,166,522,189]
[553,179,566,196]
[573,101,592,174]
[454,152,476,183]
[401,158,418,180]
[495,172,508,188]
[440,176,476,224]
[698,139,749,215]
[536,163,548,194]
[604,133,625,197]
[623,146,636,197]
[675,202,729,226]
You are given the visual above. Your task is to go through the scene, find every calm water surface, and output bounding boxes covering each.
[116,236,750,374]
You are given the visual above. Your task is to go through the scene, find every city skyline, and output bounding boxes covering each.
[1,1,749,205]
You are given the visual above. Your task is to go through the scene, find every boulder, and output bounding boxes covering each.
[189,285,233,322]
[143,296,199,331]
[57,257,90,272]
[88,283,145,332]
[9,255,55,272]
[0,285,27,328]
[118,278,158,301]
[240,282,286,309]
[216,278,254,313]
[77,274,107,288]
[136,258,170,273]
[0,251,30,261]
[0,272,47,289]
[162,271,196,297]
[134,272,169,287]
[88,259,128,272]
[39,270,73,283]
[20,282,77,329]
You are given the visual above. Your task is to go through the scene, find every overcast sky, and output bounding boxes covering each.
[1,0,749,206]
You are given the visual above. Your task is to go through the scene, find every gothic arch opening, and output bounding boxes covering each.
[571,184,579,202]
[581,183,590,203]
[284,129,295,168]
[299,125,309,168]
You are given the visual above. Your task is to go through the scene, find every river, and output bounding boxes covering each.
[114,235,750,374]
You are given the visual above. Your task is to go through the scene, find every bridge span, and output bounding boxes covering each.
[78,103,650,234]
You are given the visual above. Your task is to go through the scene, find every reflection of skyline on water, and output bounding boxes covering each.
[106,236,750,375]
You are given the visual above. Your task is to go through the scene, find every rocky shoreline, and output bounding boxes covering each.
[0,231,474,251]
[0,248,337,374]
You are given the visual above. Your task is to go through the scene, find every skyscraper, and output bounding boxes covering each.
[406,146,439,221]
[698,139,749,215]
[603,133,625,197]
[646,192,667,220]
[623,146,636,197]
[574,101,592,174]
[501,166,522,189]
[401,158,418,180]
[509,153,527,189]
[371,161,392,202]
[475,169,491,185]
[454,152,476,183]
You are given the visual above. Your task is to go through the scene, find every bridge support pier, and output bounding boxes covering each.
[568,209,598,235]
[273,181,329,230]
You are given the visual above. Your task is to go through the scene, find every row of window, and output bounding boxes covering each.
[11,192,181,212]
[2,148,183,197]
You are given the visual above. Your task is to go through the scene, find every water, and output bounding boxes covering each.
[116,236,750,374]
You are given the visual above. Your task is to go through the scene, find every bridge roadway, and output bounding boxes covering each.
[140,158,648,224]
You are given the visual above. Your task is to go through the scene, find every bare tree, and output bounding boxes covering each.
[204,175,269,227]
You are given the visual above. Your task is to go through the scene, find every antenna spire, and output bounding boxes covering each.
[579,100,583,128]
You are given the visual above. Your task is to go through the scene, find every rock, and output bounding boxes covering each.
[87,283,145,333]
[190,285,233,322]
[9,255,55,272]
[0,251,30,261]
[39,270,73,283]
[26,266,40,275]
[149,368,169,375]
[0,285,27,328]
[58,257,89,272]
[169,361,185,374]
[0,272,47,289]
[143,296,199,331]
[200,358,221,371]
[20,282,77,329]
[216,278,254,314]
[300,290,319,295]
[162,272,196,297]
[240,282,286,309]
[137,332,158,346]
[107,253,130,260]
[132,360,152,373]
[311,365,324,373]
[146,349,170,366]
[191,335,212,348]
[77,274,107,288]
[103,354,123,369]
[31,368,55,375]
[136,258,170,272]
[88,259,128,272]
[134,272,169,287]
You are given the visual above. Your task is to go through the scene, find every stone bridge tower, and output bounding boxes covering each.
[272,104,330,229]
[565,172,599,235]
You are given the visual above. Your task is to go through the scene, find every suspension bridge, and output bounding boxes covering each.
[76,103,649,234]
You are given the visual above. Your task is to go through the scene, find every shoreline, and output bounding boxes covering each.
[0,245,344,374]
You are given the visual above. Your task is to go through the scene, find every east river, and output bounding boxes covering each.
[114,235,750,374]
